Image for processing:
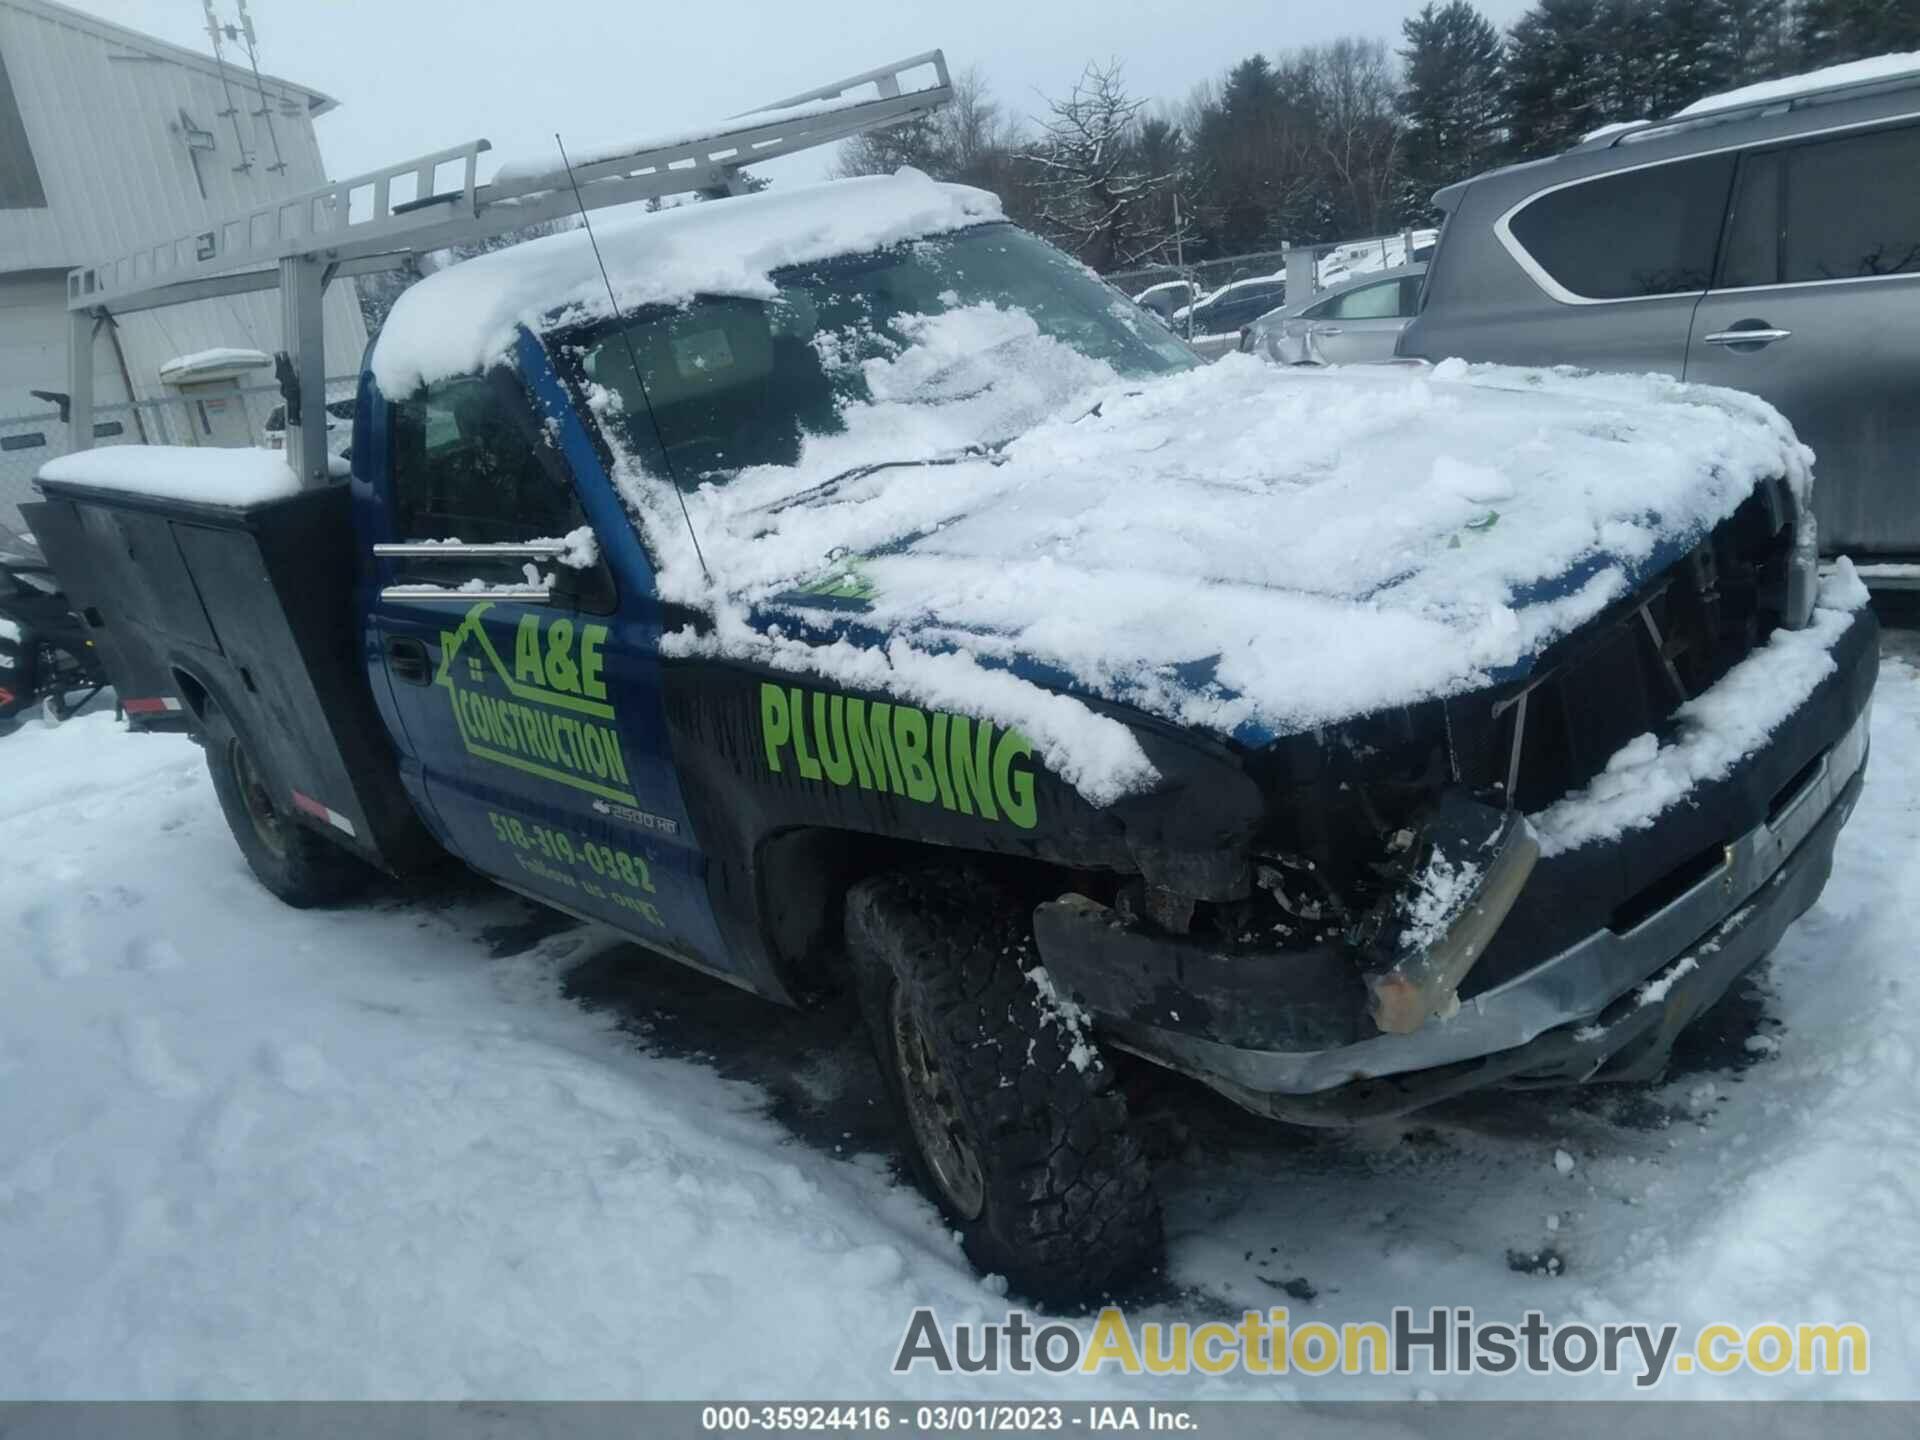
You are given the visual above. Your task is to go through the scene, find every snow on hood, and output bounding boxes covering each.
[625,313,1814,808]
[370,171,1002,395]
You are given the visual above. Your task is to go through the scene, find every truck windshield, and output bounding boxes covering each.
[567,222,1196,485]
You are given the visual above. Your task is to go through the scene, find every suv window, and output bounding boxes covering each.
[1720,124,1920,288]
[389,371,612,606]
[1508,154,1735,300]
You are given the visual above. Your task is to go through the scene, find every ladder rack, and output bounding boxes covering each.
[60,49,952,486]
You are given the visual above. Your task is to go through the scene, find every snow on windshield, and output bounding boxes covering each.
[370,171,1004,396]
[590,305,1817,808]
[570,225,1191,483]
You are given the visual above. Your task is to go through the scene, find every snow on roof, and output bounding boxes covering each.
[370,170,1002,395]
[625,314,1816,805]
[1582,119,1650,141]
[157,348,273,382]
[37,446,299,506]
[1674,50,1920,117]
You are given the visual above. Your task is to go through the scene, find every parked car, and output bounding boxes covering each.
[1131,279,1197,323]
[1241,264,1427,365]
[1400,55,1920,559]
[1173,274,1290,357]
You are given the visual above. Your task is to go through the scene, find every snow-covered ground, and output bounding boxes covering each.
[3,642,1918,1400]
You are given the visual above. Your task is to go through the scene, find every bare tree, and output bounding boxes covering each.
[834,66,1016,189]
[1303,39,1405,237]
[1023,61,1188,272]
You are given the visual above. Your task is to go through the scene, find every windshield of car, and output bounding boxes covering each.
[566,222,1196,485]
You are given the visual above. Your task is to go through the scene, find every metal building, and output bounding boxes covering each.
[0,0,365,517]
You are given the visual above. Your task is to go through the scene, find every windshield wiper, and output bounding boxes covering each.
[756,441,1011,517]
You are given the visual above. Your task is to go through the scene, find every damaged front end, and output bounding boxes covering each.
[1036,704,1541,1063]
[1031,479,1877,1123]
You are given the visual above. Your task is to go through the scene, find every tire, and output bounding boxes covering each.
[202,702,371,907]
[847,868,1162,1304]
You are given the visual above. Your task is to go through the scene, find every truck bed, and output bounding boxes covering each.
[24,477,438,875]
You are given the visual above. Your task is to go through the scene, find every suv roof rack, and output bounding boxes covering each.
[1588,59,1920,151]
[59,49,952,484]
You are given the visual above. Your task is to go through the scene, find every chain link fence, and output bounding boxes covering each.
[0,376,359,529]
[1106,230,1435,310]
[1106,247,1290,307]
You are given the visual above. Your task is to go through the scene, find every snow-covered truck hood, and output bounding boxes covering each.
[655,353,1813,805]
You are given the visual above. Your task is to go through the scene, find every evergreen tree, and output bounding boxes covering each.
[1505,0,1610,155]
[1708,0,1792,86]
[1794,0,1920,66]
[1649,0,1726,112]
[1397,1,1507,215]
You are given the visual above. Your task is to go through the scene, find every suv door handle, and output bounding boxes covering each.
[385,635,430,685]
[1702,327,1791,348]
[1311,325,1344,335]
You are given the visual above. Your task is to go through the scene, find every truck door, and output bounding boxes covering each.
[367,366,727,968]
[1686,124,1920,556]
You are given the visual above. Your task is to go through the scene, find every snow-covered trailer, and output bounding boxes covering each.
[23,470,441,873]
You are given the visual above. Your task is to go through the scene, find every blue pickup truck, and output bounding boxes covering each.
[26,83,1879,1302]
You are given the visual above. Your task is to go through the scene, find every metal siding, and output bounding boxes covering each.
[0,269,130,414]
[0,0,366,400]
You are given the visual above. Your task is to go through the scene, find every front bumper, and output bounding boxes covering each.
[1035,605,1878,1123]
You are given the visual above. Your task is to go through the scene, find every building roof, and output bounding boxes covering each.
[2,0,337,115]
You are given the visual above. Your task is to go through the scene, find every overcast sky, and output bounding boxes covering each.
[73,0,1536,188]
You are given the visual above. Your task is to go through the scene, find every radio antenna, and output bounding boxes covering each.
[553,133,710,582]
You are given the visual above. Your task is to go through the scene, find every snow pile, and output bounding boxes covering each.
[36,446,301,507]
[3,655,1919,1398]
[371,171,1002,395]
[1675,50,1920,117]
[630,328,1812,807]
[1529,561,1870,856]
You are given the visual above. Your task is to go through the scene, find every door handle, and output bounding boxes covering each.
[385,635,430,685]
[1311,325,1344,336]
[1702,327,1791,348]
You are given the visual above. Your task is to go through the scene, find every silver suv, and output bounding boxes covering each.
[1400,63,1920,557]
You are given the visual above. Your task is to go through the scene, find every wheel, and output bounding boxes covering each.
[202,702,371,907]
[847,868,1162,1304]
